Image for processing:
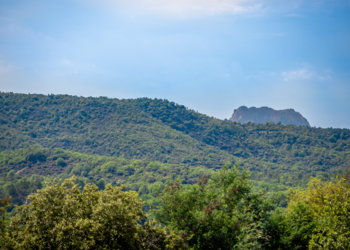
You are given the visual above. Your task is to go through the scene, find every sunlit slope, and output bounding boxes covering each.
[130,98,349,167]
[0,93,235,168]
[1,92,349,188]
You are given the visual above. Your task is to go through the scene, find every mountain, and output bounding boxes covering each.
[1,92,349,206]
[230,106,311,127]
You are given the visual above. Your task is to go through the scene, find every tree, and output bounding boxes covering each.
[267,203,317,250]
[0,197,13,249]
[154,163,274,250]
[55,157,66,167]
[287,174,350,249]
[9,177,185,250]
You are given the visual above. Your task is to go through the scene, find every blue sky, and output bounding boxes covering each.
[0,0,349,128]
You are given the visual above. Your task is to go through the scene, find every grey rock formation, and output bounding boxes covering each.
[230,106,310,126]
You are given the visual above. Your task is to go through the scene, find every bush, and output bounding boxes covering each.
[55,157,66,167]
[26,152,46,163]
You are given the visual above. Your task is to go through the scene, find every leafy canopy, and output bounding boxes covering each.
[9,177,185,250]
[154,164,275,250]
[287,174,350,249]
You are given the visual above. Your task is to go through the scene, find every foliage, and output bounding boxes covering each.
[0,92,349,190]
[287,175,350,249]
[251,175,350,250]
[267,203,317,250]
[0,92,235,168]
[0,197,14,249]
[138,219,188,250]
[0,148,212,207]
[0,92,350,249]
[8,177,186,250]
[1,92,349,208]
[154,163,275,249]
[0,164,349,249]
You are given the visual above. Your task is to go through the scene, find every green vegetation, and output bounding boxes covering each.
[0,92,349,205]
[0,92,235,167]
[1,166,349,249]
[5,177,186,249]
[0,197,11,248]
[286,174,350,249]
[154,164,275,249]
[153,168,350,249]
[0,92,350,248]
[0,148,212,207]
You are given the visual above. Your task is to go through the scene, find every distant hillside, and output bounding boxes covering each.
[230,106,310,127]
[0,92,349,205]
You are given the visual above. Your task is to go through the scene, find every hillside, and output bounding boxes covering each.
[230,106,310,126]
[0,148,212,207]
[1,92,350,205]
[0,93,235,168]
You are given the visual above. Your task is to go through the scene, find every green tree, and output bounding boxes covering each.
[267,203,317,250]
[55,157,66,167]
[154,163,274,250]
[0,197,14,249]
[286,174,350,249]
[9,177,185,250]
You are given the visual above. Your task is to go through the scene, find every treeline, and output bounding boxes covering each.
[1,166,349,249]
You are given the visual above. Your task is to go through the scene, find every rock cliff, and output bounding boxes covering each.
[229,106,310,126]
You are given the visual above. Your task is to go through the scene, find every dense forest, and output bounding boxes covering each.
[0,148,212,208]
[1,165,350,249]
[0,92,350,249]
[0,92,349,204]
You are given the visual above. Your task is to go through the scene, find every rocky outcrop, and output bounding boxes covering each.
[230,106,310,127]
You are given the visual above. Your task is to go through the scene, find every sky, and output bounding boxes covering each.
[0,0,349,128]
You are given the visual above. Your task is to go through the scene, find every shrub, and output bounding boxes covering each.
[55,157,66,167]
[26,152,46,163]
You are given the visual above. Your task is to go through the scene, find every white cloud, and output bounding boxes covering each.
[93,0,270,18]
[282,66,332,81]
[88,0,336,18]
[144,0,264,16]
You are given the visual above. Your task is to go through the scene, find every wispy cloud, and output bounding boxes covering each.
[95,0,269,18]
[282,65,332,81]
[89,0,338,18]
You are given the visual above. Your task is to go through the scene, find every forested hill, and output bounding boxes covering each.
[1,92,350,197]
